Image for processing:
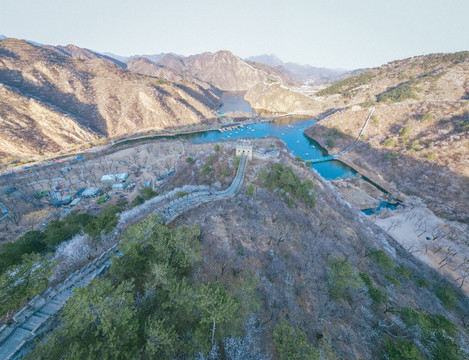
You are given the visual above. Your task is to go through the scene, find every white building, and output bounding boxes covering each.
[101,173,129,183]
[82,187,101,198]
[235,140,253,159]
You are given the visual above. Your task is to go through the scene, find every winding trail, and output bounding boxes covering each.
[0,155,249,360]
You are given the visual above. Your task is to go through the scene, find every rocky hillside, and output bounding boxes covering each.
[306,52,469,223]
[0,38,221,160]
[125,50,295,92]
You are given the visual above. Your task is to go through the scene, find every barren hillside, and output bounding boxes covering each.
[0,39,221,160]
[305,52,469,223]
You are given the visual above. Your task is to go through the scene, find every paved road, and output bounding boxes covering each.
[0,155,249,360]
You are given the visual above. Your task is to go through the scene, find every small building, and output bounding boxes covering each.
[49,198,62,208]
[69,198,82,207]
[101,173,129,183]
[112,183,127,190]
[57,196,73,205]
[236,140,253,159]
[82,187,101,198]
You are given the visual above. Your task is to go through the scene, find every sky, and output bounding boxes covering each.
[1,0,468,69]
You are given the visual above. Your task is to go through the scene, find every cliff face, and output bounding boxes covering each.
[0,39,221,160]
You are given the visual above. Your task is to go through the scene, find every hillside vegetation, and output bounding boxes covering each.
[21,149,469,359]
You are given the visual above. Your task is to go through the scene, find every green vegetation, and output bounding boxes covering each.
[457,118,469,132]
[201,154,216,175]
[377,82,418,103]
[176,191,189,198]
[233,155,241,170]
[359,272,388,305]
[131,194,145,208]
[97,194,109,204]
[385,274,400,287]
[398,125,412,139]
[140,187,159,200]
[185,156,194,163]
[258,163,316,207]
[383,338,424,360]
[396,265,412,280]
[83,203,123,237]
[0,253,55,317]
[421,113,434,122]
[416,278,430,288]
[28,215,260,359]
[386,151,400,161]
[382,138,398,147]
[214,144,221,152]
[316,71,375,97]
[359,101,377,108]
[367,250,395,272]
[273,320,319,360]
[221,167,231,177]
[246,184,255,196]
[436,285,458,310]
[325,137,335,148]
[0,231,47,274]
[327,258,363,300]
[398,308,465,360]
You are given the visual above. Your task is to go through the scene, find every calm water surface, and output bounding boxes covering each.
[183,93,357,180]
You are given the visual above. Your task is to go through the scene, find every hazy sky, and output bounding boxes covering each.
[1,0,468,69]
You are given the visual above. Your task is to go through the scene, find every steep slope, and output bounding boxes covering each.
[43,44,126,67]
[0,39,220,160]
[306,52,469,223]
[183,50,281,91]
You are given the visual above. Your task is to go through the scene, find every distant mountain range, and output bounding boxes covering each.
[245,54,350,84]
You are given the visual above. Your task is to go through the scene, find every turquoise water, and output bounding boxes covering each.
[182,117,357,180]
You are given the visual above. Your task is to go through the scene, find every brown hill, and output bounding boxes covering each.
[0,39,221,160]
[304,52,469,223]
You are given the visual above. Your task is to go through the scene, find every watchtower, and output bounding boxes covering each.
[236,139,253,159]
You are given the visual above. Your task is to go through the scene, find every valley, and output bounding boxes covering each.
[0,35,468,359]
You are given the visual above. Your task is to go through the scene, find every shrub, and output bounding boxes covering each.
[131,195,145,208]
[328,258,363,300]
[383,338,424,360]
[368,286,388,305]
[185,157,194,163]
[140,187,158,200]
[385,274,400,287]
[396,265,412,280]
[273,320,319,360]
[325,137,335,148]
[398,125,412,139]
[377,82,418,103]
[416,278,429,288]
[368,250,395,272]
[246,184,255,196]
[214,144,221,152]
[221,168,231,177]
[436,285,458,310]
[176,191,189,198]
[386,151,400,161]
[258,163,316,207]
[382,138,398,147]
[421,113,434,122]
[233,156,241,170]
